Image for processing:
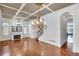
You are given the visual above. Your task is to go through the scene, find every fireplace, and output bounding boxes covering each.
[14,35,21,39]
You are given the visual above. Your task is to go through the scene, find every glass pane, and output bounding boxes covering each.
[23,26,27,34]
[3,23,9,35]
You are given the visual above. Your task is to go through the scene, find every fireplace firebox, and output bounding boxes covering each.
[14,35,21,39]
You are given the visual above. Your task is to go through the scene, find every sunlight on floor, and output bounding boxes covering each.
[67,35,73,43]
[2,46,10,56]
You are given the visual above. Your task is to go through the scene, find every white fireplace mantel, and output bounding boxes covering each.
[12,32,23,40]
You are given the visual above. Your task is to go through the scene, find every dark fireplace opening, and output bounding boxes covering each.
[14,35,21,39]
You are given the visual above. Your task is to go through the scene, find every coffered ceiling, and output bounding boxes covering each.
[0,3,74,21]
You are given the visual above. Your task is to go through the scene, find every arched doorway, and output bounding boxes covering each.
[60,12,74,50]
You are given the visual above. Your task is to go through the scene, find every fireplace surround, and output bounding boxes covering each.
[12,32,22,40]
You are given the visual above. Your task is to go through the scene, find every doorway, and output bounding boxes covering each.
[60,12,74,51]
[67,19,73,43]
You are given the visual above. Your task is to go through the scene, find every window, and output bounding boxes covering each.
[23,26,28,34]
[3,23,9,35]
[67,23,73,34]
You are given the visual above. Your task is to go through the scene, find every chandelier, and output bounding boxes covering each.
[32,16,47,31]
[32,3,47,31]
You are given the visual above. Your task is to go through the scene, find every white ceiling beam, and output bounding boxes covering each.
[22,3,53,20]
[21,10,31,14]
[46,7,54,12]
[2,13,23,19]
[0,4,17,10]
[21,11,37,17]
[0,4,37,16]
[42,4,54,12]
[2,12,37,20]
[12,3,26,20]
[0,8,3,18]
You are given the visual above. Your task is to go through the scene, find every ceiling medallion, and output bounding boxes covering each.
[34,3,45,6]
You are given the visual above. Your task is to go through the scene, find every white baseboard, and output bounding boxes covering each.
[39,39,61,48]
[0,39,11,41]
[73,49,79,53]
[39,38,67,48]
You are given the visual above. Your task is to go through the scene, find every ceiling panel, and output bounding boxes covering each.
[2,13,13,19]
[0,5,17,16]
[48,3,74,11]
[24,16,37,21]
[34,8,51,16]
[22,3,43,13]
[17,12,29,18]
[1,3,22,9]
[28,15,37,19]
[24,18,32,21]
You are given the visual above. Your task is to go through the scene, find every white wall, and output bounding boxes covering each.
[39,4,76,47]
[22,21,29,37]
[39,12,60,47]
[0,18,29,41]
[73,4,79,53]
[60,15,67,46]
[29,20,38,38]
[0,8,2,39]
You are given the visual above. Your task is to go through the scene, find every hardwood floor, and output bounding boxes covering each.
[0,37,79,56]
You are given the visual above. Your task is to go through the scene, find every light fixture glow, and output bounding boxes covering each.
[32,17,47,30]
[40,18,43,23]
[32,21,35,25]
[36,20,40,25]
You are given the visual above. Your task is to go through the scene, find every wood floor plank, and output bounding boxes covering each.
[0,37,79,56]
